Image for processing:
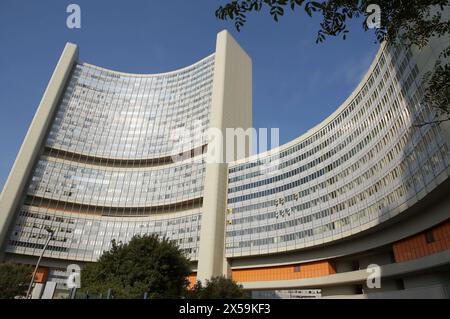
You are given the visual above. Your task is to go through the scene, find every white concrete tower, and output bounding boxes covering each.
[197,30,252,282]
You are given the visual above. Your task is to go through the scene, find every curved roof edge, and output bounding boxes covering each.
[231,41,386,166]
[78,52,216,78]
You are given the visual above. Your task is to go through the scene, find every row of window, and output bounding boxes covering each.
[47,57,214,159]
[225,43,450,256]
[228,45,406,175]
[28,157,206,207]
[9,207,203,261]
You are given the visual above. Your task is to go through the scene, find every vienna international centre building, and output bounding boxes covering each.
[0,30,449,298]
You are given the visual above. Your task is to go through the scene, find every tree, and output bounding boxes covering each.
[187,276,249,299]
[81,234,191,299]
[0,263,32,299]
[215,1,450,122]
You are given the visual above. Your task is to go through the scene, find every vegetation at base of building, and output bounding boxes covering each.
[215,0,450,123]
[0,262,32,299]
[187,276,249,299]
[80,234,192,299]
[78,234,248,299]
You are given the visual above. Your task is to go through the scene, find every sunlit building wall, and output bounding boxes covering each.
[0,30,449,298]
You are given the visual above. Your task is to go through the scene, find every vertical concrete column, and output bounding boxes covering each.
[0,43,78,257]
[197,30,252,282]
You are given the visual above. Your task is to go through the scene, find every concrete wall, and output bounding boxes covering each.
[197,30,252,282]
[0,43,78,258]
[240,249,450,291]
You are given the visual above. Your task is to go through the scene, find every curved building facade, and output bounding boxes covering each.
[12,56,215,262]
[227,43,449,256]
[8,55,216,262]
[0,30,449,298]
[225,38,450,298]
[0,31,252,294]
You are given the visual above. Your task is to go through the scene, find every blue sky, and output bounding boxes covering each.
[0,0,379,191]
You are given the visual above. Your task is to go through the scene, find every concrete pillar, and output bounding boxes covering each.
[0,43,78,257]
[197,30,252,282]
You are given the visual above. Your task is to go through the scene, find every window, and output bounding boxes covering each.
[294,265,301,273]
[425,230,435,244]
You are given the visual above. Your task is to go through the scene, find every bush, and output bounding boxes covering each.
[0,263,32,299]
[188,276,248,299]
[81,234,191,299]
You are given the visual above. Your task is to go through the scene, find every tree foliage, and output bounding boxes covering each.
[187,276,248,299]
[215,0,450,119]
[81,234,191,299]
[0,263,32,299]
[424,47,450,120]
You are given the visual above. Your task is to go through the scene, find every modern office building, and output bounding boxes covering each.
[0,30,252,297]
[0,30,449,298]
[225,36,450,298]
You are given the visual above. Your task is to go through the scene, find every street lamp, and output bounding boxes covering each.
[26,227,54,299]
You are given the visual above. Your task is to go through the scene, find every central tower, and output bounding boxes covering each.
[197,30,252,281]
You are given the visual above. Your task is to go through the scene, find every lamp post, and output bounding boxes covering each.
[26,227,54,299]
